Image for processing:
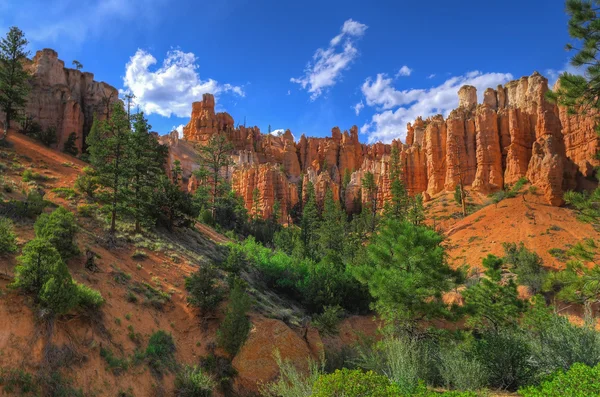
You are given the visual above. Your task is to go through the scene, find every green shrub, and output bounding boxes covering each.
[312,305,343,336]
[523,303,600,379]
[74,167,99,198]
[131,249,147,259]
[146,330,176,375]
[474,328,536,391]
[22,169,48,183]
[311,369,403,397]
[185,266,224,315]
[12,238,78,315]
[100,347,129,374]
[217,279,251,356]
[51,187,78,200]
[0,368,37,394]
[75,283,104,310]
[503,242,547,294]
[34,206,79,259]
[130,282,170,310]
[519,363,600,397]
[439,342,488,391]
[13,190,47,218]
[36,126,57,147]
[63,132,79,156]
[174,365,214,397]
[0,217,17,255]
[260,351,323,397]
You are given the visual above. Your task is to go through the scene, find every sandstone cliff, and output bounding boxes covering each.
[0,49,118,152]
[168,72,598,217]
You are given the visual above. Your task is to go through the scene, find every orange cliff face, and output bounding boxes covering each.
[163,72,599,220]
[0,49,119,153]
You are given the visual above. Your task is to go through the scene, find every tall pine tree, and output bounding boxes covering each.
[318,188,345,258]
[87,103,132,242]
[0,27,30,140]
[197,132,233,218]
[301,181,320,260]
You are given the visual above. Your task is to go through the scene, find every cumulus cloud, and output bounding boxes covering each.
[360,71,513,143]
[291,18,367,100]
[353,101,365,116]
[122,49,244,118]
[396,65,412,77]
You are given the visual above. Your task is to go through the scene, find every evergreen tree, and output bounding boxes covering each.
[408,194,425,226]
[34,206,79,260]
[318,188,345,257]
[197,132,233,218]
[86,103,132,242]
[362,171,378,232]
[154,160,193,230]
[0,217,17,255]
[341,168,352,211]
[252,187,262,219]
[387,146,409,220]
[63,132,79,156]
[354,219,459,329]
[129,112,168,232]
[0,26,30,141]
[301,181,320,260]
[463,254,526,331]
[272,199,281,224]
[12,238,78,315]
[217,279,251,356]
[72,60,83,70]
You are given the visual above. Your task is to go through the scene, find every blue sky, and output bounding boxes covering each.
[0,0,574,143]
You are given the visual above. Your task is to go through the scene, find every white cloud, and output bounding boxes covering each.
[546,61,586,87]
[360,71,513,143]
[287,90,291,95]
[396,65,412,77]
[172,124,185,138]
[291,18,367,100]
[122,49,244,118]
[427,74,436,79]
[353,101,364,116]
[270,129,285,136]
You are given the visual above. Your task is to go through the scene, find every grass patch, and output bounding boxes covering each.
[51,187,78,200]
[130,282,170,310]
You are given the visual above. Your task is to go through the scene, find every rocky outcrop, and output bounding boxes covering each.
[0,49,118,152]
[166,72,597,218]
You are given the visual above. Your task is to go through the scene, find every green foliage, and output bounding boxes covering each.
[439,341,488,392]
[34,206,79,259]
[519,362,600,397]
[196,132,234,218]
[318,189,345,258]
[301,181,320,260]
[51,187,78,200]
[185,266,224,315]
[75,282,104,310]
[153,160,195,230]
[311,369,402,397]
[217,279,251,356]
[490,177,528,204]
[260,351,323,397]
[0,216,17,255]
[12,238,78,315]
[463,255,526,331]
[355,219,459,327]
[0,26,30,135]
[503,242,547,294]
[74,166,99,198]
[100,347,129,374]
[62,132,78,156]
[15,190,47,218]
[130,282,170,310]
[22,169,48,183]
[174,365,214,397]
[474,328,536,391]
[145,330,176,375]
[564,188,600,227]
[408,193,425,226]
[312,305,343,336]
[35,126,57,147]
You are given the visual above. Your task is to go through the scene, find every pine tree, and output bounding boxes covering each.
[341,168,352,211]
[408,194,425,226]
[0,26,30,140]
[252,187,262,219]
[154,160,193,230]
[72,60,83,70]
[318,188,345,257]
[86,103,132,242]
[362,171,378,232]
[63,132,79,156]
[387,146,409,220]
[217,279,251,356]
[354,219,459,329]
[129,112,168,232]
[301,181,320,260]
[197,133,233,218]
[272,199,281,224]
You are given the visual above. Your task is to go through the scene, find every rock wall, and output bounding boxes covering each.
[168,72,598,218]
[0,49,119,153]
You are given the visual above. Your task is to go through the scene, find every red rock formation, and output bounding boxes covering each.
[0,49,118,152]
[165,71,597,217]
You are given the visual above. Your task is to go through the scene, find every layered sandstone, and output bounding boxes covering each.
[0,49,119,152]
[168,72,598,218]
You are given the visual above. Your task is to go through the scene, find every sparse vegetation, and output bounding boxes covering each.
[0,217,17,255]
[217,279,251,356]
[145,330,176,375]
[174,365,214,397]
